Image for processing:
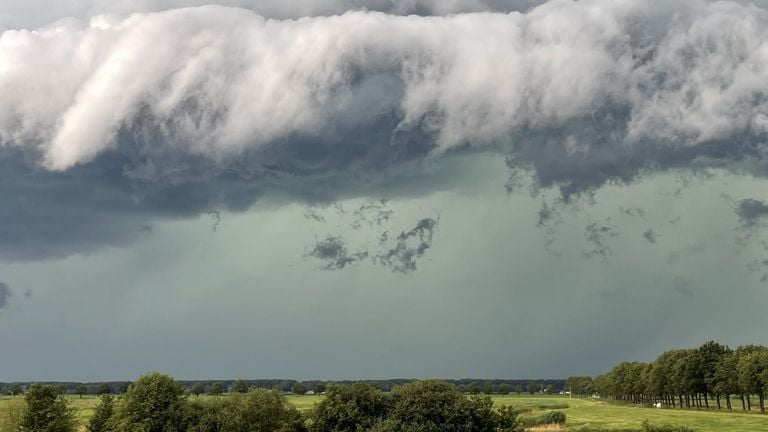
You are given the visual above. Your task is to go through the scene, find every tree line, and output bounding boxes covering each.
[1,378,564,397]
[3,372,528,432]
[590,341,768,412]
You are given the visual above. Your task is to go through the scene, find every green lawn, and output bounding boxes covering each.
[2,394,768,431]
[491,395,768,431]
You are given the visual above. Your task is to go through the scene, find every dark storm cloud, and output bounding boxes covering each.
[3,0,768,261]
[537,201,563,252]
[583,221,619,259]
[736,199,768,228]
[306,236,368,271]
[352,200,394,230]
[643,229,658,244]
[374,217,439,274]
[208,210,222,232]
[0,282,10,308]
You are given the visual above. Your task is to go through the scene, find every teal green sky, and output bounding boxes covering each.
[2,153,767,381]
[3,0,768,382]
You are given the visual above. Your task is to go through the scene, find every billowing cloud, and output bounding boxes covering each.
[3,0,768,260]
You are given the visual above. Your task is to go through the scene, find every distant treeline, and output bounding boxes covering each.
[0,378,565,396]
[586,341,768,412]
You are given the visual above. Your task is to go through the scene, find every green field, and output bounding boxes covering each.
[2,394,768,431]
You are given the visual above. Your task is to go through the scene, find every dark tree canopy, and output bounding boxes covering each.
[22,383,76,432]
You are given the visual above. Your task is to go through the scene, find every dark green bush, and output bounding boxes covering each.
[520,410,567,427]
[641,420,697,432]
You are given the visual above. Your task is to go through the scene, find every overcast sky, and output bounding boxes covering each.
[2,0,768,382]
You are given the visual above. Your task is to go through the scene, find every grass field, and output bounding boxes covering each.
[2,394,768,431]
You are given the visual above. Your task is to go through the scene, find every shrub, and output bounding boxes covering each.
[641,420,697,432]
[520,410,567,428]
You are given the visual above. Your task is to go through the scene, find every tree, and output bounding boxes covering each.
[96,384,112,395]
[10,384,23,396]
[314,383,326,394]
[513,384,523,395]
[469,382,480,395]
[527,381,541,395]
[77,385,88,399]
[190,383,205,396]
[21,384,77,432]
[698,341,728,409]
[87,394,115,432]
[231,380,249,394]
[497,383,511,395]
[209,382,224,396]
[388,380,499,432]
[738,349,768,412]
[110,372,187,432]
[482,381,494,395]
[218,389,305,432]
[310,383,391,432]
[291,382,307,395]
[714,351,740,411]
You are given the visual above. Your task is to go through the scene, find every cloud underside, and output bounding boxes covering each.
[3,0,768,260]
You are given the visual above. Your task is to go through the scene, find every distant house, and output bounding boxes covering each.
[306,390,315,395]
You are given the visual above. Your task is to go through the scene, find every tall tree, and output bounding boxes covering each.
[21,384,76,432]
[110,372,187,432]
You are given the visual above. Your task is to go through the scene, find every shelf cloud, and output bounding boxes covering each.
[2,0,768,259]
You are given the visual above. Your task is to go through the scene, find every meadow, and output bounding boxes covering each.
[2,394,768,431]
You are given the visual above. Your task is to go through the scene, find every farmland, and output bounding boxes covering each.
[3,393,768,431]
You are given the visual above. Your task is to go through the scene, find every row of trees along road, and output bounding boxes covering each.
[592,341,768,412]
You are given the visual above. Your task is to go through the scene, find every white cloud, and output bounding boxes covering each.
[0,0,767,176]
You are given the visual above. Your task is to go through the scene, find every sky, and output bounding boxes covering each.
[2,0,768,382]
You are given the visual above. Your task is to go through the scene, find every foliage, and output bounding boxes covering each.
[21,384,77,432]
[641,420,697,432]
[595,341,768,412]
[87,394,114,432]
[520,410,566,428]
[208,382,224,396]
[386,380,499,432]
[190,383,205,396]
[185,389,306,432]
[109,372,187,432]
[231,380,249,394]
[292,382,307,396]
[309,383,391,432]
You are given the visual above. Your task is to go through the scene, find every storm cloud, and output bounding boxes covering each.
[3,0,768,260]
[736,199,768,228]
